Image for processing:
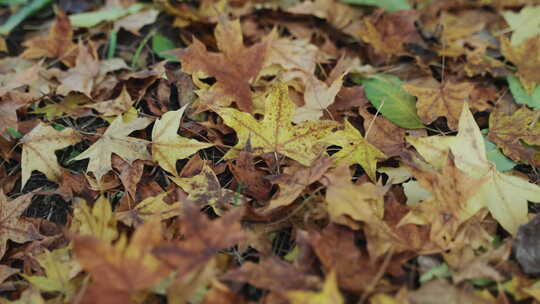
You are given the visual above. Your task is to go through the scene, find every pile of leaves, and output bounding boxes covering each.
[2,0,540,302]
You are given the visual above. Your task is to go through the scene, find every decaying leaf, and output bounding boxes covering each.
[21,10,78,67]
[217,83,340,166]
[73,220,170,303]
[171,164,245,213]
[21,123,81,187]
[408,104,540,234]
[74,115,152,182]
[487,106,540,165]
[0,191,41,259]
[153,204,245,276]
[402,77,475,129]
[286,270,344,304]
[176,19,271,112]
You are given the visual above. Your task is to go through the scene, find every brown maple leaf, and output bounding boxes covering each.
[175,19,272,112]
[0,191,41,259]
[73,220,170,303]
[21,10,78,67]
[153,203,245,276]
[403,77,475,129]
[228,151,272,201]
[501,36,540,86]
[222,257,321,294]
[487,106,540,165]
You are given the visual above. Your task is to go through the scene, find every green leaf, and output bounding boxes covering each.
[507,76,540,109]
[151,34,180,62]
[52,124,65,131]
[0,0,28,5]
[339,0,411,12]
[69,3,146,28]
[7,127,22,139]
[357,74,424,129]
[484,136,516,172]
[419,263,451,283]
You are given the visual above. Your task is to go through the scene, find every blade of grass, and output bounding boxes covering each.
[131,28,156,70]
[107,29,118,59]
[0,0,53,36]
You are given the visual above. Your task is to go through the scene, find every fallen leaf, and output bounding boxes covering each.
[403,77,475,129]
[116,192,182,227]
[33,93,91,121]
[487,106,540,165]
[360,74,424,129]
[502,6,540,46]
[70,196,118,243]
[171,164,245,213]
[217,83,340,166]
[73,220,169,303]
[0,191,41,259]
[307,224,381,293]
[73,115,152,182]
[85,85,134,116]
[222,257,321,293]
[359,107,406,157]
[151,105,213,175]
[263,156,332,213]
[324,119,386,180]
[114,8,159,35]
[514,214,540,275]
[21,10,78,67]
[176,19,271,112]
[286,270,344,304]
[228,151,272,201]
[153,204,245,276]
[20,123,81,187]
[292,73,344,123]
[23,247,81,298]
[357,9,422,60]
[507,76,540,109]
[56,42,100,97]
[501,36,540,86]
[324,166,385,228]
[408,103,540,234]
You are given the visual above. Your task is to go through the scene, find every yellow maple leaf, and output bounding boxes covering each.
[217,83,340,166]
[286,270,344,304]
[116,192,182,227]
[151,105,213,175]
[73,116,152,181]
[21,123,81,187]
[70,196,118,243]
[407,103,540,234]
[324,119,386,180]
[33,93,90,121]
[23,247,81,299]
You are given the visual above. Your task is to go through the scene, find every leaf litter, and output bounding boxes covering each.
[1,0,540,303]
